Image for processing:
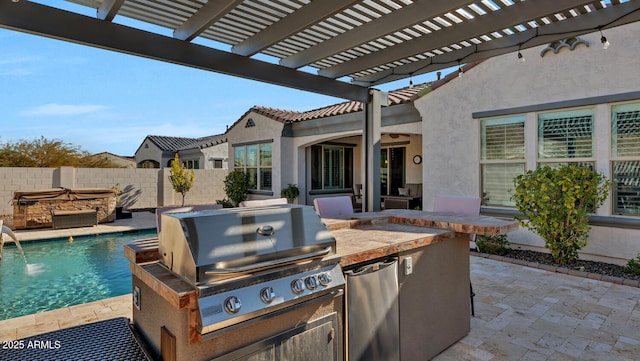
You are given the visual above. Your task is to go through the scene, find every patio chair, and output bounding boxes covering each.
[313,196,354,219]
[351,184,362,211]
[433,194,481,316]
[239,198,288,207]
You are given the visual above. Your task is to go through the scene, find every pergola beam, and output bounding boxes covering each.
[280,0,471,69]
[97,0,125,22]
[173,0,244,42]
[0,1,369,102]
[232,0,360,57]
[319,0,597,79]
[352,0,640,85]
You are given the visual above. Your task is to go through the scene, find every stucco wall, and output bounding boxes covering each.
[226,112,285,198]
[413,23,640,264]
[134,138,164,167]
[200,143,229,170]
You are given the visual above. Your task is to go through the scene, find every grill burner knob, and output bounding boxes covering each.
[318,273,332,286]
[291,279,305,294]
[260,287,276,304]
[305,276,318,290]
[224,296,242,314]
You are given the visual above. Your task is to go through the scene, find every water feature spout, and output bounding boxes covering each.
[2,225,27,265]
[1,221,44,275]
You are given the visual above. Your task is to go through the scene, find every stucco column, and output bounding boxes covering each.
[362,89,388,211]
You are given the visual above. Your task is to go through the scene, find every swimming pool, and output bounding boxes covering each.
[0,229,157,320]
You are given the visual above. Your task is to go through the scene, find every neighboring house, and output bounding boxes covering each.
[134,134,228,169]
[413,22,640,264]
[224,85,426,204]
[86,152,136,168]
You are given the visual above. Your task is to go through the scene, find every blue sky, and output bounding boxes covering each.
[0,1,437,156]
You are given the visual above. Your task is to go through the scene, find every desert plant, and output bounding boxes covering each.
[624,254,640,276]
[476,234,509,255]
[512,165,609,265]
[168,153,195,206]
[224,169,250,207]
[280,184,300,202]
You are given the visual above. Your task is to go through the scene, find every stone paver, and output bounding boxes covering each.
[2,212,640,360]
[435,256,640,361]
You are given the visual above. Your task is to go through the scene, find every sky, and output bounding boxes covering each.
[0,1,440,156]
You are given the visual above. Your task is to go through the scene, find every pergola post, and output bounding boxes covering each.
[362,89,388,212]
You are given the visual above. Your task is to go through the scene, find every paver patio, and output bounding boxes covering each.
[1,212,639,360]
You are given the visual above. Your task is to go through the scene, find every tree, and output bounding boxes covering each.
[512,165,610,265]
[223,169,250,207]
[168,153,195,206]
[0,136,120,168]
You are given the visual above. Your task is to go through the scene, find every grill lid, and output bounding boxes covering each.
[158,204,336,286]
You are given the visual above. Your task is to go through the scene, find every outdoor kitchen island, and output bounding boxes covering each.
[125,206,517,361]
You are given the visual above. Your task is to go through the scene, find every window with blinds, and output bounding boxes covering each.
[480,116,525,207]
[233,142,272,191]
[612,103,640,215]
[538,109,594,160]
[311,144,353,190]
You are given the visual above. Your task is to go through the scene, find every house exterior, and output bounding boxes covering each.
[224,86,425,205]
[86,152,136,168]
[134,134,227,169]
[414,22,640,265]
[138,23,639,265]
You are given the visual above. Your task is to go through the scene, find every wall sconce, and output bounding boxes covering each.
[600,29,610,49]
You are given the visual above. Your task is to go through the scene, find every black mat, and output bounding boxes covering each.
[0,317,153,361]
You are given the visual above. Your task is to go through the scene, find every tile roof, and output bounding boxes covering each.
[247,82,431,124]
[146,134,227,152]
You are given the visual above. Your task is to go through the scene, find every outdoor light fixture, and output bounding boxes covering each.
[409,74,414,89]
[458,62,463,78]
[517,44,525,63]
[600,29,610,49]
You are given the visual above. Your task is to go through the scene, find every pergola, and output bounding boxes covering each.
[2,0,639,210]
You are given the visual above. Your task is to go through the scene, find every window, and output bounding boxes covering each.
[184,160,199,169]
[213,159,223,169]
[311,144,353,190]
[538,108,594,164]
[612,103,640,215]
[480,116,525,207]
[234,143,272,191]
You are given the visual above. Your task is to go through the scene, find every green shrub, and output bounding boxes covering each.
[512,165,609,265]
[223,169,250,207]
[476,234,509,255]
[280,184,300,201]
[169,154,195,206]
[624,254,640,275]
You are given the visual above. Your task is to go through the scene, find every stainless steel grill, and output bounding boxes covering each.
[157,204,345,335]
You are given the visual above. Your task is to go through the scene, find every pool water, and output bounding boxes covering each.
[0,229,157,320]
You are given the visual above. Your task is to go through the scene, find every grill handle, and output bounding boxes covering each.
[205,246,332,276]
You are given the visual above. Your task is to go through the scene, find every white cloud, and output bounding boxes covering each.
[20,103,107,116]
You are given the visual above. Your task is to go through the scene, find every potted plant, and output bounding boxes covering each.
[280,184,300,203]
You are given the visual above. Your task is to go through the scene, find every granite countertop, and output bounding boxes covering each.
[322,209,518,267]
[124,209,518,306]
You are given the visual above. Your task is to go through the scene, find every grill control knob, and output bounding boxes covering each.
[305,276,318,290]
[318,273,332,286]
[291,279,305,294]
[260,287,276,304]
[224,296,242,314]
